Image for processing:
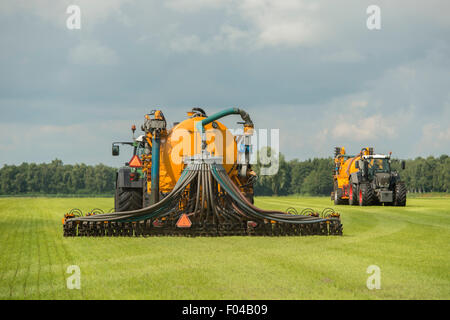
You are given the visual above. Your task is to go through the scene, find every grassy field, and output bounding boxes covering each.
[0,196,449,300]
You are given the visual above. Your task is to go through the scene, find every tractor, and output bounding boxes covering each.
[331,147,407,206]
[111,134,146,212]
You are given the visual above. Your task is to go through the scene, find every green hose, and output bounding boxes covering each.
[195,108,253,133]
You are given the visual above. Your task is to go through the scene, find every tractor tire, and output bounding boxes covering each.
[358,183,375,206]
[115,187,143,212]
[394,182,407,206]
[349,183,358,205]
[333,182,348,205]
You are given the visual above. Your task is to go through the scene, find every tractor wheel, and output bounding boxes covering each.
[333,182,348,205]
[349,183,358,205]
[115,187,143,212]
[358,183,374,206]
[394,182,407,206]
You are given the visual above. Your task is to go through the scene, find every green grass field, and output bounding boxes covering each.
[0,196,449,300]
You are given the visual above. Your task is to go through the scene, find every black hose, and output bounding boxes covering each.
[68,162,339,228]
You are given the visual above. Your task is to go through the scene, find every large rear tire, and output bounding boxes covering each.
[394,182,407,206]
[349,183,358,205]
[115,187,143,212]
[358,183,374,206]
[333,181,348,205]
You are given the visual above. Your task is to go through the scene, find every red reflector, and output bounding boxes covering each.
[152,219,164,227]
[129,155,143,168]
[176,214,192,228]
[247,221,257,228]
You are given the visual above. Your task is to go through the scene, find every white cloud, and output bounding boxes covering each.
[198,0,325,49]
[239,0,322,47]
[333,114,396,141]
[0,0,131,28]
[163,0,326,52]
[417,123,450,151]
[68,41,118,65]
[164,0,228,12]
[159,0,450,54]
[321,50,365,63]
[350,100,368,108]
[169,24,249,53]
[314,128,329,151]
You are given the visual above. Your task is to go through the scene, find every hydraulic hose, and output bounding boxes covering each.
[71,165,197,222]
[195,108,253,134]
[151,134,161,204]
[68,162,338,228]
[210,164,334,224]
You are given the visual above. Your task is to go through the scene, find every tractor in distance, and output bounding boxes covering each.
[332,147,407,206]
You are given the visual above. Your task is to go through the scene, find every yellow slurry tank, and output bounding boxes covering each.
[158,115,238,194]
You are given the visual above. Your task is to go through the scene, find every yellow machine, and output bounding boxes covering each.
[62,108,343,237]
[111,108,256,210]
[332,147,407,206]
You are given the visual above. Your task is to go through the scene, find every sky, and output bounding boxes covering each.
[0,0,449,167]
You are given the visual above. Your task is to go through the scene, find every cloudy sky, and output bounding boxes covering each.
[0,0,449,167]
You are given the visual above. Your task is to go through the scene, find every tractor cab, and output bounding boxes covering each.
[362,155,391,175]
[112,135,146,159]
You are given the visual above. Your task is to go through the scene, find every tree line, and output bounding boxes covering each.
[0,160,116,195]
[0,155,448,195]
